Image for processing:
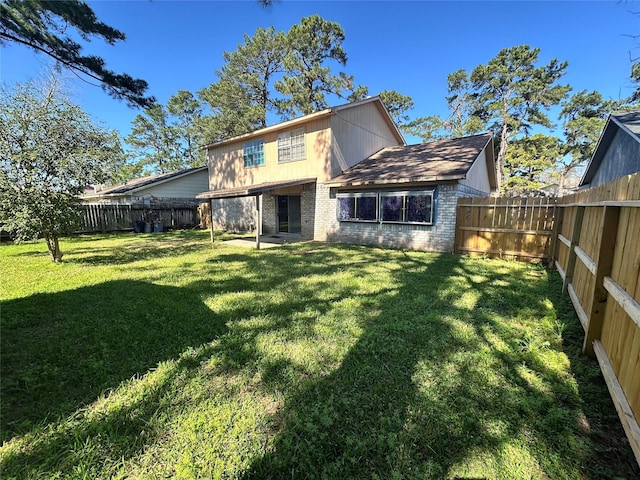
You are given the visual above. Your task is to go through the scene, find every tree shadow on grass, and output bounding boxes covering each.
[239,252,634,479]
[1,243,635,478]
[1,280,227,443]
[0,243,381,477]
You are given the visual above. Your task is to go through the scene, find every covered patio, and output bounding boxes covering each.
[196,177,316,249]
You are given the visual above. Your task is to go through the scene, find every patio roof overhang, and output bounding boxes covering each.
[196,177,317,200]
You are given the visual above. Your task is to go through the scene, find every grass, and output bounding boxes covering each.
[0,230,636,479]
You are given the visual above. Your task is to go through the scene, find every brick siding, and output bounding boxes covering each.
[210,181,488,252]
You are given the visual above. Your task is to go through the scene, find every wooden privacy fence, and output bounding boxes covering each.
[78,203,202,233]
[455,196,557,262]
[553,173,640,465]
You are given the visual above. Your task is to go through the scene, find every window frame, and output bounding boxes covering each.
[380,190,434,225]
[243,139,265,168]
[336,189,435,226]
[336,192,379,223]
[277,128,306,164]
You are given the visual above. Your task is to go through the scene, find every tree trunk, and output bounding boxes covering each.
[558,170,566,196]
[496,122,509,194]
[45,234,63,262]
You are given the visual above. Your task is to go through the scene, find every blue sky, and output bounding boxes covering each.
[2,0,639,145]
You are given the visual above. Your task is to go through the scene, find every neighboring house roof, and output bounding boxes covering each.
[83,166,208,198]
[580,110,640,186]
[202,96,405,150]
[326,133,496,188]
[197,177,317,200]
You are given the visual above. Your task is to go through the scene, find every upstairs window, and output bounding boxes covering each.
[243,140,264,167]
[278,129,305,163]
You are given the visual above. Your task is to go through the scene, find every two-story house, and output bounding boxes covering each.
[197,96,497,252]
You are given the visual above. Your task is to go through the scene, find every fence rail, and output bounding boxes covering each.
[78,203,201,233]
[552,173,640,465]
[455,196,557,261]
[454,174,640,466]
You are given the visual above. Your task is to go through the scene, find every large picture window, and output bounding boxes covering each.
[243,140,264,167]
[337,194,378,222]
[278,129,305,163]
[337,190,434,225]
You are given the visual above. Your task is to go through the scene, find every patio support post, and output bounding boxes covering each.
[209,199,215,243]
[255,194,262,249]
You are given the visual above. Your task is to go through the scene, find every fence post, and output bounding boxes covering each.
[562,205,585,295]
[582,205,621,356]
[548,200,562,269]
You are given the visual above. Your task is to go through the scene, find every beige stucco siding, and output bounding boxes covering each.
[207,117,332,189]
[136,170,210,198]
[330,102,403,178]
[459,150,492,194]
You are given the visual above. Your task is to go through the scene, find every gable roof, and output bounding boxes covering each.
[82,166,208,198]
[580,110,640,186]
[202,96,405,150]
[326,133,496,188]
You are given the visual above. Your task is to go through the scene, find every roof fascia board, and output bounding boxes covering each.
[202,95,406,150]
[480,134,497,189]
[610,114,640,145]
[325,174,466,188]
[196,177,316,199]
[202,109,333,150]
[579,115,615,186]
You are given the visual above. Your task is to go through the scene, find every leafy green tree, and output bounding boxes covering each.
[197,26,286,142]
[219,26,286,127]
[503,134,561,195]
[198,79,265,143]
[167,90,206,166]
[0,0,153,107]
[406,69,485,142]
[126,104,183,174]
[450,45,570,191]
[275,14,351,117]
[557,90,615,191]
[0,78,122,261]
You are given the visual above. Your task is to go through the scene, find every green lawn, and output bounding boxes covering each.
[0,231,636,479]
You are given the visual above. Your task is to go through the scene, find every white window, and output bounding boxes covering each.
[278,129,305,163]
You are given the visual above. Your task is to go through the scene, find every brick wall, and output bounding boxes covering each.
[210,197,255,232]
[317,182,489,252]
[210,181,489,252]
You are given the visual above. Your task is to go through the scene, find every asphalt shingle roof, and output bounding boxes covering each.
[328,133,493,186]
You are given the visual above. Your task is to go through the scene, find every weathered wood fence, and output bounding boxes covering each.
[553,173,640,464]
[455,196,557,262]
[455,174,640,465]
[78,204,201,233]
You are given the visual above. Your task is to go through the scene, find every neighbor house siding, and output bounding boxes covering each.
[134,170,210,199]
[588,129,640,188]
[330,102,403,178]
